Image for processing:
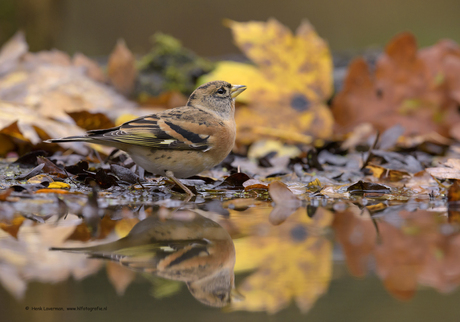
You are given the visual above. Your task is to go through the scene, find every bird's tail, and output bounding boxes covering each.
[44,136,91,143]
[44,126,121,144]
[49,238,129,255]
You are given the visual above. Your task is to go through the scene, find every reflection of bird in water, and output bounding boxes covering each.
[51,211,241,307]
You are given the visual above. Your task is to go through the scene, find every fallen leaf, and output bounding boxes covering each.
[347,180,392,196]
[13,150,48,167]
[65,160,89,175]
[47,182,70,189]
[365,164,412,182]
[0,188,13,202]
[217,173,251,190]
[426,158,460,179]
[201,19,334,144]
[0,31,27,76]
[34,188,73,194]
[67,111,115,131]
[27,174,54,184]
[0,216,25,239]
[110,164,139,184]
[16,163,45,180]
[108,39,136,96]
[37,157,67,178]
[332,33,460,137]
[73,52,107,83]
[0,102,87,155]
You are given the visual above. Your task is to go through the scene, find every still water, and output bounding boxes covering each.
[1,199,460,322]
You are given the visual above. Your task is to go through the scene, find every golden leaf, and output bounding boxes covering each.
[201,19,334,144]
[47,182,70,189]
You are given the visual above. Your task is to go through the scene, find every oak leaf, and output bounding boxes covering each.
[332,33,460,137]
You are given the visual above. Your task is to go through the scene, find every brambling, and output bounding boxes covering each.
[51,211,241,307]
[46,81,247,195]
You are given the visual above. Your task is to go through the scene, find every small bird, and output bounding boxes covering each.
[50,210,241,307]
[46,81,247,195]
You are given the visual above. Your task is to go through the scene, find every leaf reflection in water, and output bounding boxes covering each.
[51,210,240,307]
[333,206,460,300]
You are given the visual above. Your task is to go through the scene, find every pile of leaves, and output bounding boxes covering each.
[2,18,460,314]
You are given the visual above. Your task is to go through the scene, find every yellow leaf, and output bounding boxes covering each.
[201,19,334,144]
[115,113,139,126]
[47,182,70,189]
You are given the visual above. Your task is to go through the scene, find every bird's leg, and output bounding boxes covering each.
[165,170,195,196]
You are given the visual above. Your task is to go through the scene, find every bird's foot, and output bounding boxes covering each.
[165,170,196,196]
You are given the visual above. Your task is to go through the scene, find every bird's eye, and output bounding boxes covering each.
[216,88,226,95]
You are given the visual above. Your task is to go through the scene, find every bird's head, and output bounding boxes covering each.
[187,80,246,119]
[186,268,244,307]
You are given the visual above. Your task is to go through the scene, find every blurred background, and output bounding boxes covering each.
[1,0,460,57]
[2,1,460,321]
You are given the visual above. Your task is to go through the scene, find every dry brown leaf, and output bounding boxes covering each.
[68,111,115,131]
[0,102,88,155]
[332,33,460,136]
[37,157,67,177]
[426,158,460,179]
[0,31,27,76]
[73,52,107,83]
[366,164,412,182]
[108,39,136,96]
[0,33,138,149]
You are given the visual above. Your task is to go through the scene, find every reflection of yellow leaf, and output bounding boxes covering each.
[201,19,334,144]
[115,218,140,238]
[247,139,301,160]
[232,207,333,314]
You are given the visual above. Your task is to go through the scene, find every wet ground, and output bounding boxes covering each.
[1,141,460,321]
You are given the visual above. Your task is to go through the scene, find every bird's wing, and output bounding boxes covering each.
[82,239,211,272]
[87,108,215,151]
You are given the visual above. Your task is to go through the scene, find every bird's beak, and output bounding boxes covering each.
[231,85,247,98]
[230,288,245,302]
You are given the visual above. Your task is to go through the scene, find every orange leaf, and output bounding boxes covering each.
[0,216,25,239]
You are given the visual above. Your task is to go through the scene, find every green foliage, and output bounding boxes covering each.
[137,33,215,96]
